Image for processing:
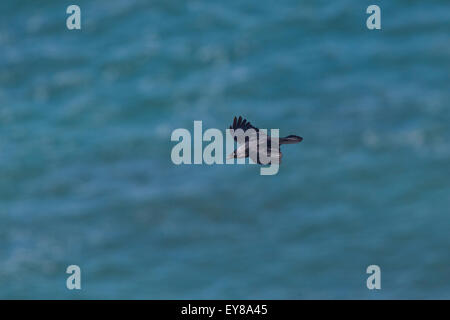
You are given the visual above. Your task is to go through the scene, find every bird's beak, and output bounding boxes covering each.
[226,153,234,160]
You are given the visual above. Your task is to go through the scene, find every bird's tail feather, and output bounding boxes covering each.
[280,135,303,144]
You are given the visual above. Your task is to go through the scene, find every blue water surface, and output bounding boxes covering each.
[0,0,449,299]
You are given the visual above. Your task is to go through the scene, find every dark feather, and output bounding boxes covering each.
[229,116,260,141]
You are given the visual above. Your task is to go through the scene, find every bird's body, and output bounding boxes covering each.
[228,116,303,165]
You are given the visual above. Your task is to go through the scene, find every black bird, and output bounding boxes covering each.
[227,116,303,164]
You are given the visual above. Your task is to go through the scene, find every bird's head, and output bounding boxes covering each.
[226,151,236,159]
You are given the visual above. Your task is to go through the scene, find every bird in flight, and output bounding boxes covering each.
[227,116,303,164]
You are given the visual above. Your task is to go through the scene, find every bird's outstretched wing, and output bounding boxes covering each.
[230,116,259,134]
[229,116,263,143]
